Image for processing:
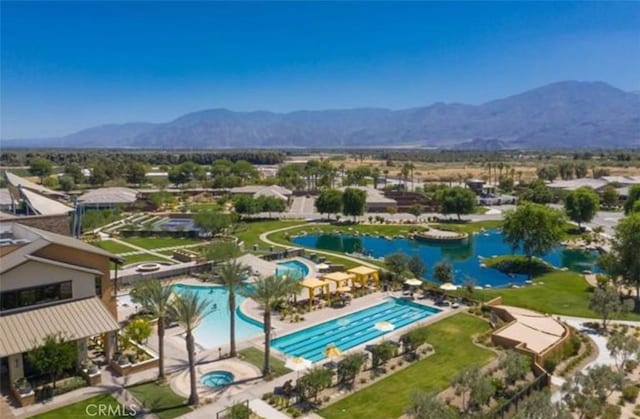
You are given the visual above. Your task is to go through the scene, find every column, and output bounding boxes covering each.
[76,338,88,368]
[8,353,24,384]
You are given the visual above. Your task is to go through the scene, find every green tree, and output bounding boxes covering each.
[604,213,640,307]
[297,367,333,402]
[255,195,286,217]
[514,390,571,419]
[433,261,453,283]
[240,274,298,376]
[404,391,457,419]
[520,179,553,204]
[499,350,531,385]
[537,165,559,182]
[58,175,75,191]
[606,332,640,370]
[437,187,476,220]
[336,352,366,387]
[384,252,408,283]
[408,204,424,222]
[408,255,426,279]
[64,163,84,184]
[370,341,396,369]
[400,328,429,359]
[342,188,366,221]
[315,189,343,219]
[233,195,258,215]
[470,375,495,410]
[564,187,599,229]
[601,185,619,209]
[624,185,640,214]
[42,176,59,189]
[130,279,174,381]
[194,210,235,235]
[123,318,152,346]
[502,203,565,280]
[562,365,623,419]
[26,334,77,389]
[29,158,53,183]
[451,366,480,412]
[170,290,211,405]
[589,285,632,331]
[574,162,589,179]
[126,162,147,184]
[89,164,108,186]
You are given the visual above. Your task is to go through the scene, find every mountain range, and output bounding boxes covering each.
[4,81,639,149]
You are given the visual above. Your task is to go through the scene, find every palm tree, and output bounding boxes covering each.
[240,275,298,376]
[170,291,210,406]
[217,255,248,357]
[130,279,173,382]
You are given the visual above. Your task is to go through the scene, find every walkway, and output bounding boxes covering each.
[110,238,177,262]
[117,242,206,257]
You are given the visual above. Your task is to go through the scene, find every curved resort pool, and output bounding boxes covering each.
[291,229,600,288]
[276,260,310,280]
[172,284,262,348]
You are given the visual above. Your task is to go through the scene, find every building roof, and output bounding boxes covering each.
[78,187,138,205]
[347,266,378,276]
[229,185,292,196]
[0,297,120,357]
[338,186,396,205]
[601,176,640,185]
[20,188,73,215]
[299,277,328,289]
[0,189,12,206]
[253,188,288,200]
[323,271,355,282]
[547,178,609,191]
[493,305,566,354]
[4,171,65,197]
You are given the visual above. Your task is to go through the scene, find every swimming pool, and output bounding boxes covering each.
[276,260,310,280]
[272,298,440,362]
[291,229,600,288]
[172,284,262,348]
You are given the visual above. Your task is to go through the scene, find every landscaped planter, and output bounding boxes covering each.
[110,341,159,377]
[12,378,35,407]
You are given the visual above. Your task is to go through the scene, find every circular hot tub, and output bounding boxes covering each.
[200,370,234,388]
[136,263,162,272]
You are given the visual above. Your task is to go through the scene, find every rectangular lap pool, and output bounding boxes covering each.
[272,298,440,362]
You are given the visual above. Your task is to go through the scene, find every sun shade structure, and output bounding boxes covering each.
[439,283,458,291]
[285,356,312,371]
[4,171,66,198]
[322,271,355,289]
[347,266,380,290]
[404,278,423,287]
[78,187,138,206]
[323,344,342,359]
[0,297,120,358]
[299,277,330,309]
[19,188,73,216]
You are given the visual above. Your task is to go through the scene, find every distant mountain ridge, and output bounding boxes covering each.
[3,81,639,149]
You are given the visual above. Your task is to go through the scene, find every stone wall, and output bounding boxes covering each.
[0,213,71,235]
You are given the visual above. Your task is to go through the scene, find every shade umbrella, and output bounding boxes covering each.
[374,321,395,332]
[285,357,312,373]
[439,283,458,291]
[323,344,343,360]
[316,263,330,270]
[404,278,422,287]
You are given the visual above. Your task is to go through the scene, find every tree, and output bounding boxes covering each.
[607,332,640,370]
[624,185,640,214]
[89,164,108,186]
[370,341,396,369]
[194,210,235,235]
[589,285,632,331]
[64,163,84,184]
[240,274,298,376]
[58,175,75,191]
[125,162,147,185]
[337,352,366,387]
[297,367,333,402]
[384,252,408,283]
[520,179,553,204]
[408,204,424,222]
[564,187,599,229]
[502,203,565,280]
[433,261,453,283]
[342,188,366,221]
[451,366,480,412]
[499,350,531,385]
[400,328,429,359]
[170,290,210,405]
[514,390,571,419]
[562,365,624,419]
[130,279,175,381]
[537,165,559,182]
[29,158,53,182]
[407,255,426,279]
[123,318,152,346]
[404,391,457,419]
[601,185,619,209]
[574,162,589,179]
[255,195,286,217]
[233,195,258,215]
[437,187,476,220]
[470,375,495,410]
[315,189,343,220]
[604,213,640,307]
[26,334,77,389]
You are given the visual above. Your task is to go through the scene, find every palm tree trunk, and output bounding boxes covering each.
[229,291,237,357]
[186,332,199,405]
[158,316,166,381]
[263,309,272,376]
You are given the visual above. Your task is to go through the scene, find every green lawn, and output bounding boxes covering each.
[431,219,502,234]
[320,314,494,418]
[120,253,175,266]
[238,347,291,377]
[478,271,640,320]
[120,236,202,250]
[126,381,191,419]
[32,394,129,418]
[235,220,303,249]
[188,202,222,212]
[93,240,137,254]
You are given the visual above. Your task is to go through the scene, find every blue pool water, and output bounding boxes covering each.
[291,229,600,288]
[172,284,262,348]
[272,299,440,362]
[276,260,310,280]
[155,218,200,232]
[200,370,235,388]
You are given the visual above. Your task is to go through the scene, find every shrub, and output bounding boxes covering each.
[624,359,638,373]
[621,385,639,403]
[602,404,621,419]
[544,357,559,374]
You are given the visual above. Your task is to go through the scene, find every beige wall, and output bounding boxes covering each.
[0,214,71,236]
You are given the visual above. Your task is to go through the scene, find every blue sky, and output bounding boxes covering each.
[2,1,639,138]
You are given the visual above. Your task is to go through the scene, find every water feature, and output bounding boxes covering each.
[291,229,600,288]
[200,370,235,388]
[276,259,310,280]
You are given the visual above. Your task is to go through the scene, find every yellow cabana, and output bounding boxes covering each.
[322,271,355,290]
[347,266,380,290]
[299,277,330,309]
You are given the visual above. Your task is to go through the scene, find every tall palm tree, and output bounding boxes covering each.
[240,275,298,376]
[170,291,210,406]
[217,256,248,357]
[130,279,173,382]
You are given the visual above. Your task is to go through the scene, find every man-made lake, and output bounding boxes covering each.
[291,229,600,288]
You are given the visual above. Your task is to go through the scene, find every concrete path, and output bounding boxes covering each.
[110,238,176,262]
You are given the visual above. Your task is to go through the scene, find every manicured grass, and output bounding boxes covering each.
[431,219,503,234]
[235,220,303,249]
[478,271,640,320]
[188,202,221,212]
[120,236,202,249]
[320,314,494,418]
[120,253,175,266]
[238,347,291,377]
[93,239,137,254]
[126,381,191,419]
[32,394,129,418]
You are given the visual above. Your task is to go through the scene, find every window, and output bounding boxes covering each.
[0,281,73,311]
[94,277,102,298]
